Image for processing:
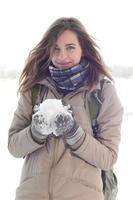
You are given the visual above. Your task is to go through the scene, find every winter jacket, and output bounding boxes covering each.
[8,77,123,200]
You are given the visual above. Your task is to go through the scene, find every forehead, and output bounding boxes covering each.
[55,30,79,45]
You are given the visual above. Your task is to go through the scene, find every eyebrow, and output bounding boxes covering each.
[65,43,76,46]
[55,43,76,47]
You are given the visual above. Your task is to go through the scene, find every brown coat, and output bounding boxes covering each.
[8,78,123,200]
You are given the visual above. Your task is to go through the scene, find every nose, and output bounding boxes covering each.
[57,49,67,61]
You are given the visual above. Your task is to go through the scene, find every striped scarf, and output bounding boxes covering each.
[49,59,90,93]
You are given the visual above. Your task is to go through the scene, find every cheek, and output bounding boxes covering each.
[50,50,56,64]
[74,51,82,63]
[51,55,56,64]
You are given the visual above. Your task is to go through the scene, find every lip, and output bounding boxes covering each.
[56,62,72,67]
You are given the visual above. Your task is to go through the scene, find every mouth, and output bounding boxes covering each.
[56,62,72,68]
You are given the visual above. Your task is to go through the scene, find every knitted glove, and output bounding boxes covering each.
[31,110,52,143]
[53,112,84,146]
[53,112,76,135]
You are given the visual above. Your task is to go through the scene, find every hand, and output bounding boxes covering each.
[52,111,84,146]
[31,111,52,143]
[53,112,75,136]
[32,112,50,134]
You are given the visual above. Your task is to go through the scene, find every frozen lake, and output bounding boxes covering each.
[0,77,133,200]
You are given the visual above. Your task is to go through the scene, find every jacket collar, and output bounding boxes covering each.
[37,74,105,98]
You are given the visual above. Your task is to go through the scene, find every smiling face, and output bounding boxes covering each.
[50,30,83,69]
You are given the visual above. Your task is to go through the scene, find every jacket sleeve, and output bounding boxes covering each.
[71,82,123,170]
[8,90,45,158]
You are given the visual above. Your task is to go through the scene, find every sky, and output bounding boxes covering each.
[0,0,133,70]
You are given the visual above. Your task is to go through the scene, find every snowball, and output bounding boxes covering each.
[39,99,71,119]
[35,99,72,136]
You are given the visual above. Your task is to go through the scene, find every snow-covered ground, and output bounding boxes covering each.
[0,77,133,200]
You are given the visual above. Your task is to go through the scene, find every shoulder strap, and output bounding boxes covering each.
[89,79,110,136]
[89,79,118,199]
[31,84,40,107]
[31,84,47,109]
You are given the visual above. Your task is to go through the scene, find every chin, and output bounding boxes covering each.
[56,65,73,69]
[62,66,73,69]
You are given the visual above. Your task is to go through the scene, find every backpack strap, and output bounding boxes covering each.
[89,79,110,137]
[88,79,118,199]
[31,84,47,110]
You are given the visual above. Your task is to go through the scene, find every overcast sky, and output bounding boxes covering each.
[0,0,133,70]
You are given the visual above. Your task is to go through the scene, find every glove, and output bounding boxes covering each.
[53,112,76,136]
[31,99,68,142]
[52,111,84,146]
[31,109,52,143]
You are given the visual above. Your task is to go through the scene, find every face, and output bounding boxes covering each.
[50,30,82,69]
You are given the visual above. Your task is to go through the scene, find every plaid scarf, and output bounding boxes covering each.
[49,59,90,93]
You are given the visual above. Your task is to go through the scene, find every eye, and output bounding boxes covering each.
[54,47,60,52]
[67,46,75,50]
[52,46,60,55]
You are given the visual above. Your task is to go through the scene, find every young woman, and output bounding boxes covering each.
[8,17,123,200]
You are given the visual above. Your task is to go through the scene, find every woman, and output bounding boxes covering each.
[8,17,123,200]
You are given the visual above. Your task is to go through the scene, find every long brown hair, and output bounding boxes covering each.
[18,17,113,94]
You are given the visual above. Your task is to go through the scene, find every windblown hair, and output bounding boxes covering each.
[18,17,113,94]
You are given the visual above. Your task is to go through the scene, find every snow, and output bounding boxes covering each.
[33,99,72,136]
[0,77,133,200]
[39,99,71,117]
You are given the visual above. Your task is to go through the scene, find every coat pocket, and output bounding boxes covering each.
[20,147,49,183]
[72,160,103,193]
[15,174,48,200]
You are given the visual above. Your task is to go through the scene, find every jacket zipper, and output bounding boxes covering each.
[48,138,58,200]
